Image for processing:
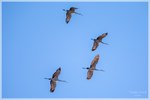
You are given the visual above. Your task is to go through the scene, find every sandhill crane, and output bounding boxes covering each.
[63,7,82,24]
[44,67,67,93]
[83,54,104,80]
[91,33,108,51]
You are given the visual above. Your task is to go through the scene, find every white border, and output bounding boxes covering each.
[0,0,149,100]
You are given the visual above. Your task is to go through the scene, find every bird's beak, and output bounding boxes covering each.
[91,38,95,41]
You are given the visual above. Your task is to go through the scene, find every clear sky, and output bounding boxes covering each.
[2,2,148,98]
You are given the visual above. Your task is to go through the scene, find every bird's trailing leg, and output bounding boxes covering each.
[58,79,68,83]
[44,78,68,83]
[74,12,83,16]
[94,68,105,72]
[73,7,78,9]
[100,41,109,45]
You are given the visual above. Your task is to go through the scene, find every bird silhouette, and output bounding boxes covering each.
[63,7,82,24]
[91,33,108,51]
[83,54,104,80]
[44,67,67,92]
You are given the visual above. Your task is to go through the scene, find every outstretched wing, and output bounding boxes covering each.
[50,80,56,92]
[90,55,99,69]
[52,67,61,79]
[92,41,99,51]
[87,70,93,80]
[97,33,108,42]
[87,55,99,80]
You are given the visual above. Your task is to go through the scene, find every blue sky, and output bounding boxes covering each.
[2,2,148,98]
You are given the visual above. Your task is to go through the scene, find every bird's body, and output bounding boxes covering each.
[92,33,108,51]
[66,11,72,24]
[87,54,100,80]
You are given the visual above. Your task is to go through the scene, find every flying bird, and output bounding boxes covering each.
[44,67,67,93]
[63,7,82,24]
[83,54,104,80]
[91,33,108,51]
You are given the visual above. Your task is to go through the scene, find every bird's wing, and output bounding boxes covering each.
[92,41,99,51]
[97,33,108,42]
[87,55,100,80]
[90,55,99,68]
[87,70,93,80]
[66,12,72,24]
[50,80,56,92]
[52,67,61,78]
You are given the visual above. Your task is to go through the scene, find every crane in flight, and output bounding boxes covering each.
[63,7,82,24]
[91,33,108,51]
[83,54,104,80]
[44,67,67,92]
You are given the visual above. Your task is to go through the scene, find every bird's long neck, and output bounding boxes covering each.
[91,38,97,41]
[44,78,51,80]
[83,67,90,70]
[63,9,68,12]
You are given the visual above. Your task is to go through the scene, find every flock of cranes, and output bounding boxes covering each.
[44,7,108,93]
